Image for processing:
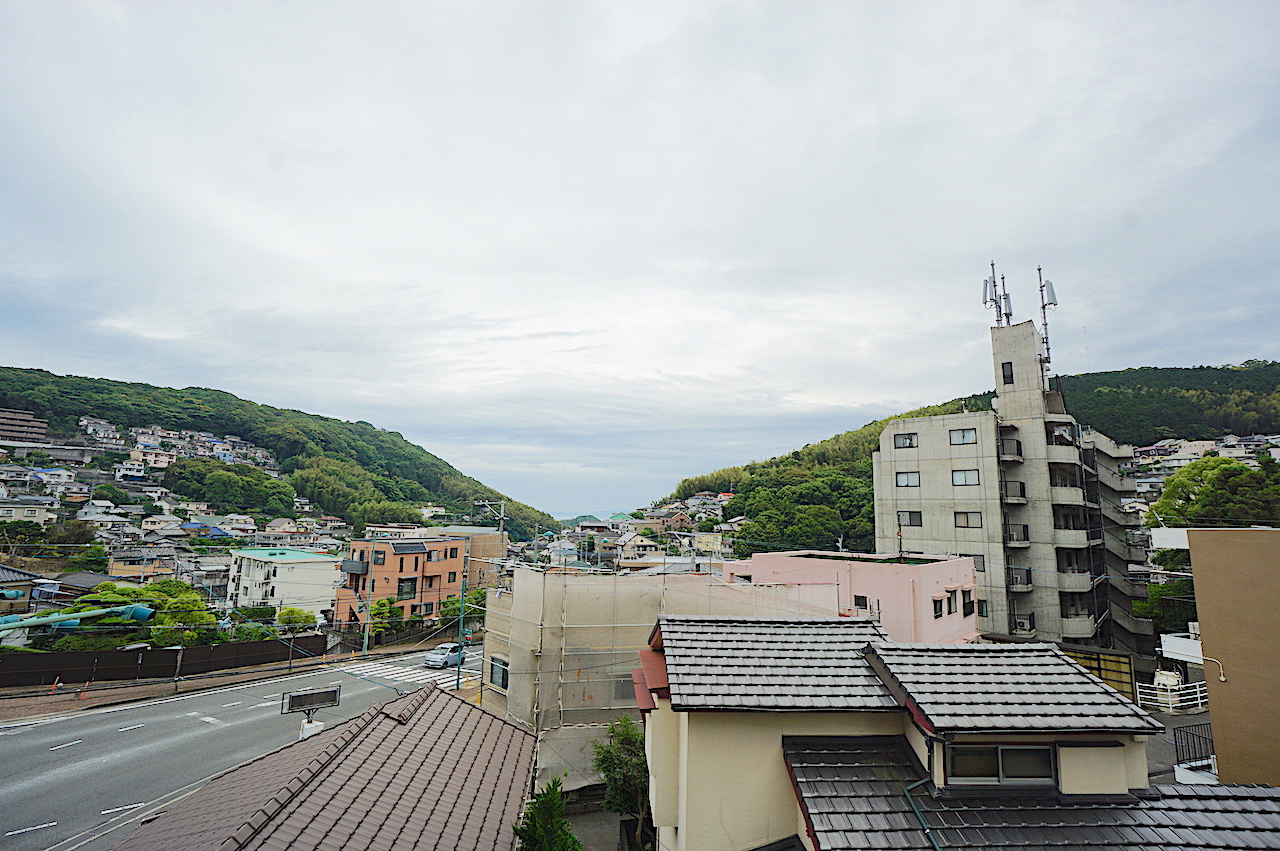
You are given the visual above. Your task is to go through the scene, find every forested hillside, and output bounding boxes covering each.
[669,360,1280,556]
[0,366,554,537]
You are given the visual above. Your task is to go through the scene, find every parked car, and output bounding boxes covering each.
[423,642,466,668]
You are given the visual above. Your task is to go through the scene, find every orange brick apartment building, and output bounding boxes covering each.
[335,536,467,626]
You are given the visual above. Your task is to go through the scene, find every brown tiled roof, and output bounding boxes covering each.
[111,685,535,851]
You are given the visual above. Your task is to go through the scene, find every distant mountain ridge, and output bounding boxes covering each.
[0,365,554,538]
[666,360,1280,556]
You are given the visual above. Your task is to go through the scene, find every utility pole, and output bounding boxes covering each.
[454,571,467,691]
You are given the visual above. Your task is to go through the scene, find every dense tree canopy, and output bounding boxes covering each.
[1147,456,1280,528]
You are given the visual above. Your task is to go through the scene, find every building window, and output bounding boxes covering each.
[489,656,510,690]
[960,553,985,572]
[950,428,978,445]
[372,550,386,565]
[448,571,457,583]
[896,471,921,487]
[397,577,416,600]
[962,589,974,616]
[423,601,434,615]
[947,591,957,614]
[1002,361,1015,385]
[933,599,944,619]
[947,745,1054,785]
[426,575,437,589]
[955,511,982,528]
[952,469,980,486]
[977,598,989,617]
[449,547,459,559]
[897,511,922,527]
[853,594,869,609]
[398,556,405,573]
[894,433,918,449]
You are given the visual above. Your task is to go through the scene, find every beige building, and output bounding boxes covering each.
[633,616,1280,851]
[873,320,1152,660]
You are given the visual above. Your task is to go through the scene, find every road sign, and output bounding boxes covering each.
[281,686,341,714]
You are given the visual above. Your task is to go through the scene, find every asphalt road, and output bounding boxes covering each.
[0,649,483,851]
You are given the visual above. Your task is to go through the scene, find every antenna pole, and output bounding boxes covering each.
[1000,274,1012,324]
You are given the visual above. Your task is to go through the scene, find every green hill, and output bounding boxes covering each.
[0,366,554,538]
[668,360,1280,556]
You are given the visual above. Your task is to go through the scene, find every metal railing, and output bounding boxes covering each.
[1137,680,1209,713]
[998,438,1023,458]
[1173,723,1215,769]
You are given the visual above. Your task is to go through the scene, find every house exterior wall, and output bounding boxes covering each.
[873,320,1151,659]
[1187,528,1280,785]
[728,552,979,642]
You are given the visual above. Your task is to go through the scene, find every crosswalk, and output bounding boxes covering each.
[336,659,483,689]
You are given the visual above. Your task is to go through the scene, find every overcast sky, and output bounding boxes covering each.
[2,2,1278,517]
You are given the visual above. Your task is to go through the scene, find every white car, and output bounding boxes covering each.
[423,642,466,668]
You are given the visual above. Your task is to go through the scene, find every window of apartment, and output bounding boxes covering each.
[894,433,918,449]
[947,591,957,614]
[449,547,459,559]
[489,656,510,690]
[954,511,982,528]
[423,601,434,616]
[398,556,405,573]
[853,594,869,610]
[448,571,457,583]
[372,550,386,565]
[1001,361,1015,385]
[397,577,417,601]
[947,745,1054,786]
[896,471,921,487]
[897,511,922,527]
[933,599,944,619]
[413,555,420,569]
[960,553,985,572]
[952,469,980,486]
[23,509,37,516]
[950,428,978,445]
[962,589,974,617]
[426,575,437,589]
[977,599,989,617]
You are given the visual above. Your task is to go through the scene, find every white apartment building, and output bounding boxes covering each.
[873,320,1153,663]
[226,548,340,617]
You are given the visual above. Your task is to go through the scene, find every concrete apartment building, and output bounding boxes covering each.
[725,551,979,643]
[334,536,466,626]
[227,547,340,617]
[873,320,1153,661]
[0,408,48,443]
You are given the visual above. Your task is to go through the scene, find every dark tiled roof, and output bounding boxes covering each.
[785,736,1280,850]
[0,564,42,582]
[111,684,535,851]
[658,616,895,711]
[867,642,1163,734]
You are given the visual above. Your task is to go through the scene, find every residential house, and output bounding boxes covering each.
[334,536,466,625]
[114,460,147,481]
[107,545,180,581]
[725,551,979,642]
[634,615,1280,851]
[362,522,432,538]
[0,503,56,525]
[227,548,340,617]
[130,446,178,468]
[140,514,184,532]
[616,531,662,560]
[873,319,1152,661]
[109,685,534,851]
[0,564,40,616]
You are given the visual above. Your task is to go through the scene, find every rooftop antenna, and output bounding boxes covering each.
[982,261,1004,326]
[1037,266,1059,366]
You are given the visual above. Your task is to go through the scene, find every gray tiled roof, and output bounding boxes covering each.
[785,736,1280,850]
[868,642,1163,733]
[111,684,535,851]
[0,564,42,583]
[658,616,895,711]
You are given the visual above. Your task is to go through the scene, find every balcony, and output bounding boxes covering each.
[1001,480,1027,504]
[998,439,1023,462]
[1057,571,1094,593]
[1006,567,1033,592]
[1053,528,1090,548]
[340,559,368,575]
[1045,444,1080,464]
[1004,524,1031,548]
[1173,722,1218,784]
[1060,613,1098,639]
[1048,485,1084,506]
[1138,681,1210,715]
[1009,611,1036,637]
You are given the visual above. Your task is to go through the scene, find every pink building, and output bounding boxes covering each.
[725,551,979,643]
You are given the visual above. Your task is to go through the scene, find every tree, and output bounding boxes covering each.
[438,589,486,622]
[93,484,129,504]
[591,715,651,848]
[0,520,45,557]
[278,606,317,633]
[68,543,110,571]
[512,776,583,851]
[368,597,403,634]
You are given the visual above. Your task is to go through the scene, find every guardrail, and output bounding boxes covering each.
[1137,680,1209,713]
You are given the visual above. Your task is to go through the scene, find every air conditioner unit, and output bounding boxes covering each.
[1014,617,1033,632]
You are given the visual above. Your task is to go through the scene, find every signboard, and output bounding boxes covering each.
[281,686,341,714]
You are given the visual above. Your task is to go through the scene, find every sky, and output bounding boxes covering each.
[2,2,1279,518]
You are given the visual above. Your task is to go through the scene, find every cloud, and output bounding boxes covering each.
[1,2,1279,514]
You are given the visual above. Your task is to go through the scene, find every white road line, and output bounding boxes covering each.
[49,739,82,751]
[198,716,226,726]
[259,693,280,699]
[222,701,242,707]
[100,803,144,815]
[4,821,57,837]
[250,701,275,708]
[328,680,343,685]
[118,724,145,732]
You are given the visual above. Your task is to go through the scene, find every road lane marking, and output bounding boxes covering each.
[199,716,226,726]
[250,702,275,708]
[259,693,279,698]
[328,680,343,685]
[49,739,82,751]
[118,724,145,732]
[222,701,242,707]
[5,822,57,836]
[100,803,145,815]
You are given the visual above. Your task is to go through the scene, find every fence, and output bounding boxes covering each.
[0,634,327,687]
[1173,722,1215,772]
[1137,680,1209,713]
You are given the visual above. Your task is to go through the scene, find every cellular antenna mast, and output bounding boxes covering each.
[982,261,1005,326]
[1037,265,1058,366]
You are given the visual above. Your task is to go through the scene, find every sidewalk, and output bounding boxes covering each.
[0,643,437,724]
